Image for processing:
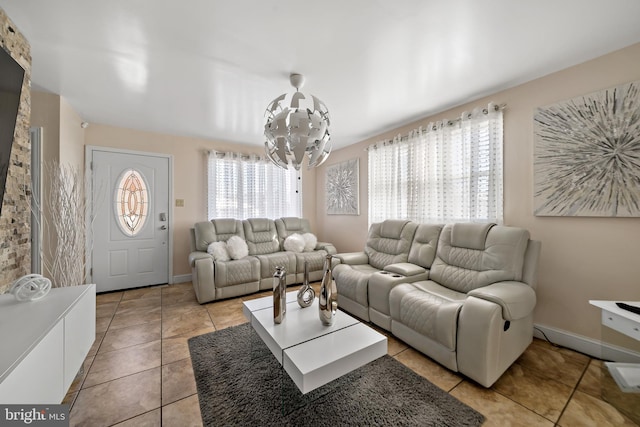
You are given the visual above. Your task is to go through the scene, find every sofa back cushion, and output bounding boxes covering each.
[430,223,530,293]
[212,218,245,242]
[408,224,443,269]
[243,218,280,255]
[365,220,418,270]
[193,219,245,251]
[275,217,312,249]
[194,221,215,251]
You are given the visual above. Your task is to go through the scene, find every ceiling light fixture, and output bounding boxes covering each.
[264,73,331,170]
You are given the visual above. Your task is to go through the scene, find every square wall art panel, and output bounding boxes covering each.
[326,158,359,215]
[534,80,640,216]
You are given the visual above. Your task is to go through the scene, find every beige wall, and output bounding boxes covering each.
[316,141,369,251]
[31,92,85,168]
[31,92,86,281]
[30,91,59,281]
[59,97,85,170]
[84,124,318,278]
[31,92,60,164]
[316,42,640,347]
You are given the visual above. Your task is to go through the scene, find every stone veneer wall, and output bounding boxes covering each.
[0,8,31,294]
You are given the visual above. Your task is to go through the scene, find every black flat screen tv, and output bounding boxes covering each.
[0,46,25,216]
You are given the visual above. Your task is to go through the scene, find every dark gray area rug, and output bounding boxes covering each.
[189,323,484,427]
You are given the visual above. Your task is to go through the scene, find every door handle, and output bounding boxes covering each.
[160,225,167,230]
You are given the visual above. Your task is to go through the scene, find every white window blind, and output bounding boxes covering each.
[207,151,301,220]
[368,103,503,225]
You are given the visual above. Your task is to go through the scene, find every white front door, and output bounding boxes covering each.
[90,148,171,292]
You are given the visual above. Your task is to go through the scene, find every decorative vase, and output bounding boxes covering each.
[273,266,286,324]
[297,261,315,308]
[318,254,338,325]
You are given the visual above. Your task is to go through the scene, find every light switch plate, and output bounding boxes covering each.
[175,199,185,207]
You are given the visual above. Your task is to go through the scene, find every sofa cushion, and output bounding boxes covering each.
[213,219,245,240]
[365,220,418,270]
[226,236,249,259]
[302,233,317,252]
[430,223,530,293]
[292,250,327,274]
[284,233,305,253]
[243,218,281,255]
[194,219,245,251]
[255,252,297,280]
[333,263,379,307]
[207,242,230,261]
[194,221,216,251]
[410,280,468,302]
[390,282,465,351]
[408,224,443,268]
[214,257,260,288]
[451,223,494,250]
[275,217,311,248]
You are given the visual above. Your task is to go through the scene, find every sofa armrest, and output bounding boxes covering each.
[468,281,536,321]
[334,252,368,265]
[316,241,337,255]
[189,251,212,268]
[384,263,427,277]
[191,256,216,304]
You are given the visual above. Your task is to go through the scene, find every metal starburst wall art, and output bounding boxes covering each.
[326,158,359,215]
[533,80,640,216]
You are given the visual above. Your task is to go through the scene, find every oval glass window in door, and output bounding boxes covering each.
[114,169,149,236]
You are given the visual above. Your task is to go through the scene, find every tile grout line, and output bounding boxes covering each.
[93,292,122,357]
[88,286,275,424]
[490,383,559,424]
[444,378,464,394]
[553,358,591,426]
[69,293,122,412]
[96,290,163,426]
[102,291,162,426]
[488,364,571,425]
[163,283,209,424]
[208,308,217,331]
[159,286,164,426]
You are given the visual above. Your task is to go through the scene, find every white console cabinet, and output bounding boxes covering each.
[0,284,96,404]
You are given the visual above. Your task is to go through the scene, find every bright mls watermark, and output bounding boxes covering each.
[0,405,68,426]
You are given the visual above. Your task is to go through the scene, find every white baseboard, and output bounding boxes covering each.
[172,274,192,284]
[534,323,640,363]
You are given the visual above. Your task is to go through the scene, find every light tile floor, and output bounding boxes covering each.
[66,282,640,426]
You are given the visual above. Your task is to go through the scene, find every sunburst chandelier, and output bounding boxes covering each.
[264,73,331,170]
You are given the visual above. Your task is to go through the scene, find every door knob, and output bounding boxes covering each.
[160,225,167,230]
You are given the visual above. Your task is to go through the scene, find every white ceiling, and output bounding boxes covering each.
[3,0,640,149]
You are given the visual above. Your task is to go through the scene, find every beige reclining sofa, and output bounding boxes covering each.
[334,220,540,387]
[189,217,336,303]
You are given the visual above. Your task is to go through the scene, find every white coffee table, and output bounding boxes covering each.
[243,292,387,394]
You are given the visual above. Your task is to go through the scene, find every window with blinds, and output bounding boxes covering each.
[368,104,503,225]
[207,151,301,220]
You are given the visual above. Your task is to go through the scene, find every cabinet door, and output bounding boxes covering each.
[0,322,64,404]
[64,290,96,390]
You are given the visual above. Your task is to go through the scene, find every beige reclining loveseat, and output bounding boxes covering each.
[334,220,540,387]
[189,217,336,303]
